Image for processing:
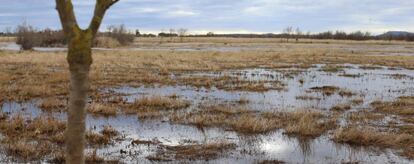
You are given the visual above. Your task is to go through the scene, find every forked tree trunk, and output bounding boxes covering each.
[55,1,118,163]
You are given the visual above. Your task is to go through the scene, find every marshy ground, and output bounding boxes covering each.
[0,37,413,163]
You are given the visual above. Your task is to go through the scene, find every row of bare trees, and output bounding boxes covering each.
[186,29,414,42]
[158,28,188,42]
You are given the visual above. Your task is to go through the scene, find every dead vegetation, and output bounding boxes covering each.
[87,102,118,116]
[371,96,414,116]
[5,140,53,162]
[309,86,340,96]
[339,73,363,78]
[0,39,414,102]
[131,138,161,146]
[171,105,336,137]
[38,97,66,112]
[0,38,414,162]
[86,126,120,146]
[320,65,345,73]
[359,65,383,70]
[346,111,385,124]
[296,95,321,101]
[146,142,236,161]
[333,127,414,159]
[50,149,119,164]
[281,110,337,137]
[0,113,119,161]
[0,115,64,161]
[125,96,190,119]
[331,103,351,112]
[338,89,356,97]
[177,75,285,92]
[337,97,414,159]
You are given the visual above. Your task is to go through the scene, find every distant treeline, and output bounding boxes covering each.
[3,24,414,43]
[186,31,414,42]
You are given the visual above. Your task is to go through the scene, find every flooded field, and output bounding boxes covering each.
[0,38,413,163]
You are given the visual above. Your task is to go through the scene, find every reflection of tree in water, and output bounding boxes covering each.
[296,136,313,163]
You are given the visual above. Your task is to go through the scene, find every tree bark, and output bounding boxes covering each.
[55,1,118,163]
[65,29,93,164]
[66,62,90,163]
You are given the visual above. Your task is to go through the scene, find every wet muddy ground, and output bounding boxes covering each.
[1,62,413,163]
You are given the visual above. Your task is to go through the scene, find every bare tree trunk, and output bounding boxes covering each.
[65,31,93,164]
[66,62,90,163]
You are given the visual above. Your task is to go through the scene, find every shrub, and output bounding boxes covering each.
[16,23,66,50]
[16,23,40,50]
[105,24,135,45]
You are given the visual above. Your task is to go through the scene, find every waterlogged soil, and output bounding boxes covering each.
[1,64,414,163]
[2,41,414,56]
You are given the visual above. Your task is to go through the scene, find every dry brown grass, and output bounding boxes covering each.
[146,142,236,161]
[100,125,119,138]
[0,115,65,139]
[170,105,277,134]
[347,111,385,124]
[50,149,119,164]
[0,38,414,101]
[86,126,119,146]
[172,105,336,137]
[0,37,16,42]
[320,65,344,73]
[333,127,414,159]
[5,140,53,162]
[309,86,340,96]
[331,103,352,112]
[339,73,363,78]
[351,98,364,105]
[282,110,337,137]
[86,127,119,146]
[296,95,321,101]
[0,114,120,161]
[125,96,190,119]
[0,37,413,161]
[87,102,118,116]
[131,138,161,145]
[371,96,414,116]
[0,115,65,161]
[177,75,285,92]
[359,65,383,70]
[38,97,66,112]
[86,131,110,146]
[402,117,414,124]
[338,89,356,97]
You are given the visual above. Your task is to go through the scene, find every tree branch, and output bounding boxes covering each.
[89,0,119,36]
[55,0,79,37]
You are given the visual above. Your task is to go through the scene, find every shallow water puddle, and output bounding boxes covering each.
[111,64,414,112]
[1,102,412,163]
[1,64,413,163]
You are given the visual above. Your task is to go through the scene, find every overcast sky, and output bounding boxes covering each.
[1,0,413,34]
